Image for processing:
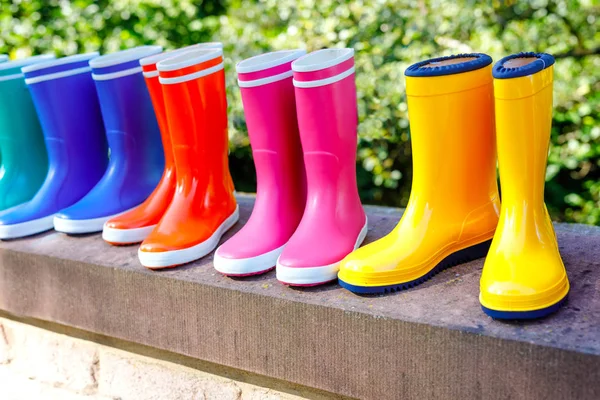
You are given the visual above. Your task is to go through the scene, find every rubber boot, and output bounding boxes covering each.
[0,55,7,63]
[103,42,223,245]
[213,49,307,276]
[480,53,570,319]
[339,54,500,293]
[0,53,108,239]
[274,48,367,286]
[53,46,165,234]
[138,48,237,269]
[0,55,53,213]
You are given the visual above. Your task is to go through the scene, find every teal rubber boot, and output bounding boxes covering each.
[0,55,53,211]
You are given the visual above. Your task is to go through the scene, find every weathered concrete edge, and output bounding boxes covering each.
[0,249,598,400]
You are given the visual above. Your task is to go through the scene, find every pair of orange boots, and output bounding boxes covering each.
[102,43,238,269]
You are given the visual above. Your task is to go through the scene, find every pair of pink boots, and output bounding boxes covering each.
[214,48,367,286]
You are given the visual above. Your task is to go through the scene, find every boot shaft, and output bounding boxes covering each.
[404,54,498,209]
[157,48,232,192]
[237,49,305,153]
[140,43,224,169]
[0,55,54,148]
[292,48,358,157]
[0,55,52,208]
[291,48,360,205]
[90,46,164,183]
[22,53,108,178]
[236,49,306,200]
[141,56,171,166]
[493,53,555,207]
[290,48,364,231]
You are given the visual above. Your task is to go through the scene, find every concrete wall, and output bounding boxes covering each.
[0,318,306,400]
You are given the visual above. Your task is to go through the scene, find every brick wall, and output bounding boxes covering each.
[0,318,306,400]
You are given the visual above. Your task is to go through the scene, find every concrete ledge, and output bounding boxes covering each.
[0,195,599,399]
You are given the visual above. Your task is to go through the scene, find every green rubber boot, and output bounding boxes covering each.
[0,55,53,212]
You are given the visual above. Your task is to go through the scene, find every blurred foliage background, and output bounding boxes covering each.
[1,0,598,224]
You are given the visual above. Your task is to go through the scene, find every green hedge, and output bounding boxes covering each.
[2,0,598,224]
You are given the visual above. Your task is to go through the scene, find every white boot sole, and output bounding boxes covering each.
[53,207,137,234]
[214,243,285,276]
[138,206,239,269]
[0,214,56,240]
[276,218,368,286]
[102,224,156,244]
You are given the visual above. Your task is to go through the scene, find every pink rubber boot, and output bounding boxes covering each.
[213,49,307,276]
[276,48,368,286]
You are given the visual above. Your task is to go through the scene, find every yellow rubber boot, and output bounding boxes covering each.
[339,54,500,293]
[480,53,569,319]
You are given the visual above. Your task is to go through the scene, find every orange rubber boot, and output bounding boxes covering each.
[138,48,238,269]
[103,43,223,245]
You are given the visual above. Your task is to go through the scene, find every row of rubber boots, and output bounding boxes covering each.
[106,46,368,273]
[0,45,240,269]
[214,50,569,320]
[0,47,166,237]
[0,48,569,319]
[99,45,367,272]
[0,44,240,269]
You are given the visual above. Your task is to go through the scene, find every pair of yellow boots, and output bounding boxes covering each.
[338,52,570,320]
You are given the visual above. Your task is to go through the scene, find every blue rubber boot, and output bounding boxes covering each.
[0,55,54,213]
[0,53,109,239]
[54,46,165,234]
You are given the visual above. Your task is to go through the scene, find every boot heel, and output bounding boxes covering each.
[438,239,491,271]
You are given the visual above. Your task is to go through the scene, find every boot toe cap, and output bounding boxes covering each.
[217,228,286,260]
[139,239,177,253]
[139,228,208,253]
[277,251,342,269]
[278,234,354,268]
[104,211,156,230]
[104,217,132,230]
[480,272,570,312]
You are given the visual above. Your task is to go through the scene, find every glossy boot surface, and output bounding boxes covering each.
[103,42,223,245]
[54,46,165,234]
[138,48,237,269]
[480,53,570,319]
[0,55,53,213]
[0,53,108,239]
[339,54,500,293]
[214,49,307,276]
[276,48,367,286]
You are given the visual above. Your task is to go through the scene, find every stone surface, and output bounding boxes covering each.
[0,322,10,364]
[97,348,203,400]
[1,318,98,393]
[98,347,244,400]
[0,366,114,400]
[0,317,306,400]
[0,195,599,399]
